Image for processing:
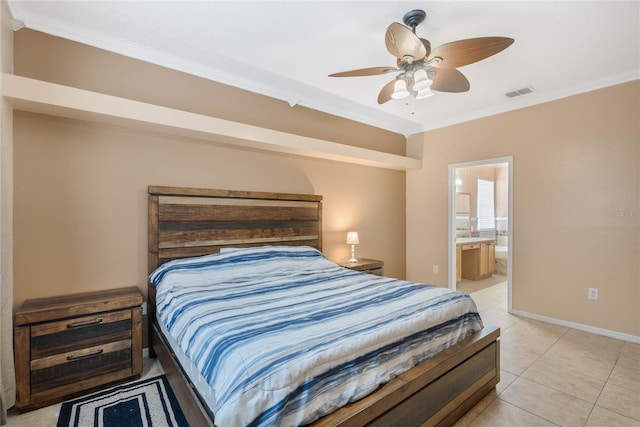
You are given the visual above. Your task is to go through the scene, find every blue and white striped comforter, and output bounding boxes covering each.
[150,246,483,427]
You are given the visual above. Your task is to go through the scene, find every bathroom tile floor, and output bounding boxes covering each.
[7,281,639,426]
[457,273,508,294]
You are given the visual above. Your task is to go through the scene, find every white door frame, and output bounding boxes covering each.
[448,156,513,312]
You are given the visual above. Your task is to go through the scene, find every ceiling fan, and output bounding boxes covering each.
[329,9,514,104]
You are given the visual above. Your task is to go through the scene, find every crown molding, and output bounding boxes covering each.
[417,70,639,133]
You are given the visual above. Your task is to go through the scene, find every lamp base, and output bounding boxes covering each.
[349,244,357,263]
[349,257,358,264]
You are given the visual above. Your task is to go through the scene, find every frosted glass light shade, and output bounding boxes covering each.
[412,69,433,91]
[391,79,410,99]
[415,87,435,99]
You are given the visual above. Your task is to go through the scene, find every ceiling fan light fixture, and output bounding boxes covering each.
[391,79,410,99]
[415,87,435,100]
[411,68,433,91]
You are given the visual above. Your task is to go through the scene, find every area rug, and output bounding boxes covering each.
[57,375,189,427]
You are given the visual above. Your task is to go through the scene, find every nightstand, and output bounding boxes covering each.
[338,258,384,276]
[13,287,143,411]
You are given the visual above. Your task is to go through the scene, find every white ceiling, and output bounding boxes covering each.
[7,1,640,136]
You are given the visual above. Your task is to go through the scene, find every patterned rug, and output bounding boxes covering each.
[57,375,188,427]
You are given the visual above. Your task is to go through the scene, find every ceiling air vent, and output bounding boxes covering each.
[505,86,535,98]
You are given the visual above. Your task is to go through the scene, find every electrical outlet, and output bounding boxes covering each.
[433,265,439,273]
[141,301,148,315]
[588,288,598,300]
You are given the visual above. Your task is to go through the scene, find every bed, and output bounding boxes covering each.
[148,186,500,427]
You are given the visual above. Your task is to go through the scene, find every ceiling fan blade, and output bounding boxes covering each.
[329,66,398,77]
[377,80,396,104]
[420,38,432,57]
[385,22,427,61]
[428,37,514,69]
[430,68,470,92]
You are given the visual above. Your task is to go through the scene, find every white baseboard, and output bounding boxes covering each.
[510,309,640,344]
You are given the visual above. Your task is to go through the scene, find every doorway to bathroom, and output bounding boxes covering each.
[448,157,512,311]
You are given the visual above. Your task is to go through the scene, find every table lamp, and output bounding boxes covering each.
[346,231,359,263]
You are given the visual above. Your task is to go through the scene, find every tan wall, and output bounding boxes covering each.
[495,166,508,219]
[14,29,406,155]
[12,31,407,308]
[407,80,640,337]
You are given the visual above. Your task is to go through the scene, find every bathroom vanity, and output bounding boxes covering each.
[456,238,496,281]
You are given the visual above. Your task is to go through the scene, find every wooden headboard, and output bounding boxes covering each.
[148,186,323,274]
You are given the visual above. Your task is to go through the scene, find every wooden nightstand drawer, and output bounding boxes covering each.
[31,310,133,359]
[14,287,143,411]
[30,340,132,394]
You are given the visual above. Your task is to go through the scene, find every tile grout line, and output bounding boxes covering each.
[501,327,601,427]
[588,347,640,423]
[496,395,564,427]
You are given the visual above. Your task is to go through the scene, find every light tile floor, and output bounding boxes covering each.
[456,281,640,427]
[8,280,639,426]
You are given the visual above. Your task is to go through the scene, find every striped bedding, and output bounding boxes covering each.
[150,246,483,427]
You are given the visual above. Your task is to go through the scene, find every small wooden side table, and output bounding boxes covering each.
[338,258,384,276]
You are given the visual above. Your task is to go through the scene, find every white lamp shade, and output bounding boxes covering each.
[415,86,435,100]
[412,69,433,91]
[346,231,359,245]
[390,79,410,99]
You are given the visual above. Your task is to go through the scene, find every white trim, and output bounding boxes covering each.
[448,166,457,291]
[418,70,638,133]
[511,309,640,344]
[447,167,456,291]
[448,156,513,313]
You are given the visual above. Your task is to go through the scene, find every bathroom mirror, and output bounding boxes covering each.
[455,192,471,235]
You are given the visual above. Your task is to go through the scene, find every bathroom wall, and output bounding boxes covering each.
[455,165,508,239]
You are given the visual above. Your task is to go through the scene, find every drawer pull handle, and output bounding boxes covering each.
[67,348,104,361]
[67,317,103,329]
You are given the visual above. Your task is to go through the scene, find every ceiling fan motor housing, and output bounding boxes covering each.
[403,9,427,32]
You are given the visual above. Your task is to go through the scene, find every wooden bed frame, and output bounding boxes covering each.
[147,185,500,427]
